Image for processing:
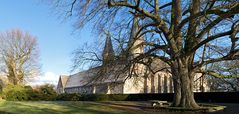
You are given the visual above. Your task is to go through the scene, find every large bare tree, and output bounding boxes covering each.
[0,29,41,85]
[51,0,239,108]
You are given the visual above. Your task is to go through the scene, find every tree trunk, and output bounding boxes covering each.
[171,59,199,108]
[171,65,181,106]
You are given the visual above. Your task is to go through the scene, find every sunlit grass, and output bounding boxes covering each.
[0,100,136,114]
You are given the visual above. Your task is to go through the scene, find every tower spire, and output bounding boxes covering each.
[102,32,115,65]
[128,16,144,58]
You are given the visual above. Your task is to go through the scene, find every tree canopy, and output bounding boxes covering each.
[50,0,239,108]
[0,29,41,85]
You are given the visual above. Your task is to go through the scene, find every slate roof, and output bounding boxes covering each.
[64,65,127,88]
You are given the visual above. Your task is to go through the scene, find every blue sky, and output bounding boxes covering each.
[0,0,93,85]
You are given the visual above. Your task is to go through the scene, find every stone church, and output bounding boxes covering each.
[56,17,209,94]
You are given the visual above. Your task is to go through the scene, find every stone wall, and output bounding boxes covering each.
[109,83,124,94]
[63,72,209,94]
[95,84,108,94]
[123,77,145,94]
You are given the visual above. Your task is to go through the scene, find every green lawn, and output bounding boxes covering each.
[0,101,138,114]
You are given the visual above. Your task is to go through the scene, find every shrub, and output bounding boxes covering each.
[1,84,32,101]
[108,94,128,101]
[81,94,127,101]
[80,94,105,101]
[56,94,109,101]
[35,84,57,101]
[56,93,81,101]
[56,94,129,101]
[94,94,109,101]
[1,84,58,101]
[28,90,41,101]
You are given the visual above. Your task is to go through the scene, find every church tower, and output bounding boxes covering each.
[128,16,147,93]
[102,32,115,66]
[127,16,146,77]
[128,16,144,58]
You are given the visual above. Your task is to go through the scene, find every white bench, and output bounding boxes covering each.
[150,100,168,107]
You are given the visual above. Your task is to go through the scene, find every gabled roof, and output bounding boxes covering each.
[64,65,127,88]
[58,75,69,88]
[65,68,99,88]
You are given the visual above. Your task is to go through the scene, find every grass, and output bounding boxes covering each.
[0,101,137,114]
[0,100,226,114]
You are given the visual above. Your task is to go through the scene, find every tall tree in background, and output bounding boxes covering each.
[0,29,41,85]
[51,0,239,108]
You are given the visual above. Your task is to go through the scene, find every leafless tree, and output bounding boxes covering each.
[208,60,239,92]
[71,41,103,71]
[51,0,239,108]
[0,29,41,85]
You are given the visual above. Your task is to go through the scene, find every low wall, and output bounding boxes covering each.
[121,92,239,103]
[57,92,239,102]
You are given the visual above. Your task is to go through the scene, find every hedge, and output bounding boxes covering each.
[56,94,129,101]
[56,92,239,103]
